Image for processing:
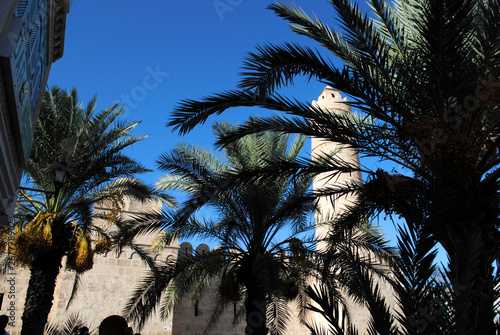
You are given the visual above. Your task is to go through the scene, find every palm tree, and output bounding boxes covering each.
[9,86,174,335]
[168,0,500,333]
[125,121,315,335]
[125,121,394,334]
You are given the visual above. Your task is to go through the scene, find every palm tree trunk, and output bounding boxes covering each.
[446,228,497,335]
[21,250,64,335]
[244,280,268,335]
[430,184,499,335]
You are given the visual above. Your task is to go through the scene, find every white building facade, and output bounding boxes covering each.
[0,0,71,225]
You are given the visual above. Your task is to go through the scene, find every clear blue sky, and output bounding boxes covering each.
[47,0,417,251]
[48,0,342,184]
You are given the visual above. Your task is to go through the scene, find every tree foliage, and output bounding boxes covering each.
[167,0,500,333]
[125,122,315,334]
[6,86,174,335]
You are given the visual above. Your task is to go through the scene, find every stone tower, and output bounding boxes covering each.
[311,86,362,247]
[310,87,396,334]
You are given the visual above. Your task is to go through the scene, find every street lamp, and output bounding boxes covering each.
[18,162,69,195]
[54,162,69,193]
[52,162,69,212]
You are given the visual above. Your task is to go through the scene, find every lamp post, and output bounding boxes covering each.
[18,162,69,197]
[51,162,69,213]
[14,162,70,225]
[54,162,69,194]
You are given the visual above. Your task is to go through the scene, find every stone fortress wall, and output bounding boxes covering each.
[0,241,310,335]
[171,244,310,335]
[0,195,310,335]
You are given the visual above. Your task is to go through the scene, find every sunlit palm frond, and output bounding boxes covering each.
[44,313,85,335]
[266,297,291,335]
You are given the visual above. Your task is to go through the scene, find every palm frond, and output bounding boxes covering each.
[44,313,85,335]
